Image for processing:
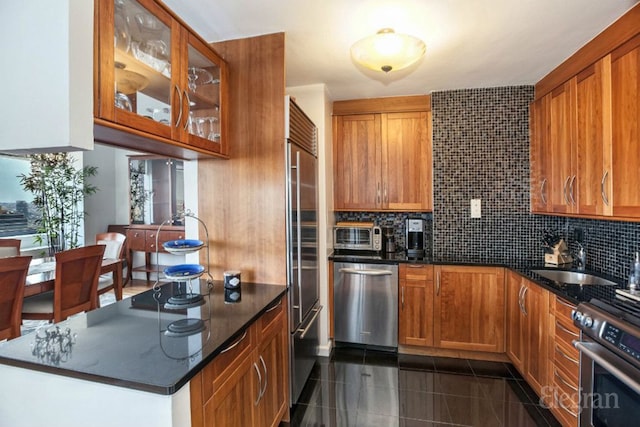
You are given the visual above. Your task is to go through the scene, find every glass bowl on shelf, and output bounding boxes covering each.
[131,40,169,74]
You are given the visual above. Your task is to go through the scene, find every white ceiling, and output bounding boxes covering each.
[163,0,639,101]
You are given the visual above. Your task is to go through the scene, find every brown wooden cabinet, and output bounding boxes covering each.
[399,264,434,347]
[506,271,550,397]
[94,0,228,159]
[333,96,432,212]
[530,95,551,213]
[125,225,184,281]
[611,35,640,218]
[192,297,288,427]
[433,266,505,353]
[548,296,580,427]
[548,81,576,214]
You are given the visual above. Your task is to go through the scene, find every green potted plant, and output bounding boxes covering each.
[19,153,98,255]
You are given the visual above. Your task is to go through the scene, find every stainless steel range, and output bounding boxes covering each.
[572,291,640,426]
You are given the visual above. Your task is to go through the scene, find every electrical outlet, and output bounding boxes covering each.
[471,199,481,218]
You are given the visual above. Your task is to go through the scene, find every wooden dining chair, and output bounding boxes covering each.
[0,256,32,340]
[22,245,105,323]
[0,238,21,258]
[95,232,127,305]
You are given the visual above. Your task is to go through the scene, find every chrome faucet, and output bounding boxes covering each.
[576,243,586,271]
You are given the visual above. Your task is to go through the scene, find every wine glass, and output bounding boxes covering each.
[207,116,219,141]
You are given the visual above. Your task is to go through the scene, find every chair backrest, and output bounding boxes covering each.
[0,255,32,340]
[95,232,126,260]
[0,238,21,258]
[54,245,105,323]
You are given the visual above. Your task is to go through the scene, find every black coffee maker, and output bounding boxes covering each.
[405,218,425,257]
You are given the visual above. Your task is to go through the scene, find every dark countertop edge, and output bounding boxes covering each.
[328,252,624,306]
[0,286,288,396]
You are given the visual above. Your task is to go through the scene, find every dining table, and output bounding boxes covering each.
[25,256,124,299]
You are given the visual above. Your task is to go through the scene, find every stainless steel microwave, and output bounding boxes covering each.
[333,222,382,251]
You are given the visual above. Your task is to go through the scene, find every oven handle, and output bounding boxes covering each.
[339,268,393,276]
[575,341,640,395]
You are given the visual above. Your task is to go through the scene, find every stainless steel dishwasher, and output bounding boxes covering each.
[333,262,398,348]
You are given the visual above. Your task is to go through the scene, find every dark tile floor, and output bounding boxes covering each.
[283,347,562,427]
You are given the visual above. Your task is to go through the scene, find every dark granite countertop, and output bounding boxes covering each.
[0,281,286,395]
[329,251,624,305]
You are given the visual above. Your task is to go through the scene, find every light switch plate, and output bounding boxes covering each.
[471,199,481,218]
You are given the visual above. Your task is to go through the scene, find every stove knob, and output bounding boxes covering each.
[582,316,594,328]
[573,311,583,322]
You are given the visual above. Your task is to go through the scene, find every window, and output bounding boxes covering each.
[0,154,39,241]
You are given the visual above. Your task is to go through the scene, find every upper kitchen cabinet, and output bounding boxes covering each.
[610,34,640,218]
[529,95,550,213]
[0,0,93,154]
[333,96,433,212]
[94,0,228,160]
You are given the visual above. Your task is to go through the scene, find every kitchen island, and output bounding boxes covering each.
[0,281,287,427]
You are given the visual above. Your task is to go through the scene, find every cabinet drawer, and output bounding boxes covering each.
[145,230,185,253]
[127,229,146,251]
[201,326,255,403]
[553,343,579,384]
[554,297,577,325]
[551,368,580,426]
[259,298,284,335]
[554,319,580,351]
[400,263,433,280]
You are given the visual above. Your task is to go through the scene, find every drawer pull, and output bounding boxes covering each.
[556,321,579,338]
[408,264,424,268]
[554,368,578,392]
[556,344,579,364]
[253,362,262,406]
[553,390,578,417]
[221,330,248,354]
[265,300,282,313]
[556,298,576,310]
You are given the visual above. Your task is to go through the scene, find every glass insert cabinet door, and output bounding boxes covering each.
[111,0,174,140]
[129,157,184,225]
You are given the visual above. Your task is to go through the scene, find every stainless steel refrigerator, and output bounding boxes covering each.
[285,95,322,406]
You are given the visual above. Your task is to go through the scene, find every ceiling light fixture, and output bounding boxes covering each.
[350,28,426,73]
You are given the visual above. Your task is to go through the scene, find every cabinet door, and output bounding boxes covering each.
[97,0,176,140]
[182,33,228,155]
[530,95,551,213]
[333,114,382,210]
[382,112,432,211]
[506,271,525,373]
[611,36,640,218]
[203,355,257,427]
[575,58,613,216]
[549,81,576,214]
[399,264,434,347]
[256,310,288,427]
[522,279,549,395]
[434,266,505,353]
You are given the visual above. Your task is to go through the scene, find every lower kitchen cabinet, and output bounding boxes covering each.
[433,266,505,353]
[399,264,434,347]
[506,271,550,398]
[191,296,287,427]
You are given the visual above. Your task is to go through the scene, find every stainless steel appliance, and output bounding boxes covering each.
[406,218,425,257]
[333,262,398,348]
[333,222,382,251]
[382,226,396,253]
[285,96,322,407]
[573,295,640,426]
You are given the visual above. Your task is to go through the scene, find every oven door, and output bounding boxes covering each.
[576,336,640,426]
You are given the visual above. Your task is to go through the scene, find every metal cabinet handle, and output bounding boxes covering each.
[517,284,524,314]
[601,170,609,206]
[401,286,405,310]
[554,368,578,392]
[259,355,268,398]
[436,270,441,296]
[521,286,528,316]
[253,362,262,406]
[555,344,579,364]
[569,175,576,205]
[376,182,381,205]
[183,90,192,131]
[556,298,576,310]
[383,183,388,204]
[556,321,579,338]
[174,85,183,127]
[265,300,282,313]
[540,178,547,205]
[563,176,571,205]
[297,305,323,339]
[220,330,247,354]
[553,390,578,417]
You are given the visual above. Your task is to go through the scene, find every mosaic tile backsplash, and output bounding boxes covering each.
[335,86,640,284]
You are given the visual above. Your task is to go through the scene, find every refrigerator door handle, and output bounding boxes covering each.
[339,268,393,276]
[296,305,323,339]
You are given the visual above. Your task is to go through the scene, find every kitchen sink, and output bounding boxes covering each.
[530,269,618,286]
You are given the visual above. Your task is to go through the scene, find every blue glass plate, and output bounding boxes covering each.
[162,239,204,254]
[164,264,205,281]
